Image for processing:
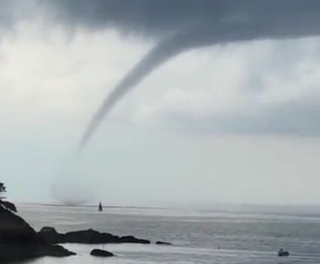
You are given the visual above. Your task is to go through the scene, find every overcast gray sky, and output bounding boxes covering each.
[1,1,320,206]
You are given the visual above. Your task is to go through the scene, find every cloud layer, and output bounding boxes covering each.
[44,0,320,38]
[41,0,320,147]
[1,1,320,143]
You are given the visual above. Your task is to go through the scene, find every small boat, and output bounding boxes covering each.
[278,249,289,257]
[98,202,103,212]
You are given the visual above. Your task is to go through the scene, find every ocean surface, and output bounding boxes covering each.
[17,204,320,264]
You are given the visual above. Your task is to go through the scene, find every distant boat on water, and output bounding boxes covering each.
[98,202,103,212]
[278,248,289,257]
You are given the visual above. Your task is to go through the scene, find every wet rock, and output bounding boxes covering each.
[40,228,152,245]
[40,244,76,257]
[90,249,114,257]
[118,235,150,244]
[0,243,75,262]
[155,241,172,245]
[64,229,119,244]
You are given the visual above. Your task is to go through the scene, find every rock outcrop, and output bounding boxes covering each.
[90,249,114,257]
[37,226,64,244]
[0,243,75,262]
[156,241,172,245]
[0,204,171,262]
[0,206,75,262]
[38,227,151,244]
[0,204,37,243]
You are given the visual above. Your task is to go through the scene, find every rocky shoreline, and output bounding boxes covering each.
[37,226,153,245]
[0,205,171,262]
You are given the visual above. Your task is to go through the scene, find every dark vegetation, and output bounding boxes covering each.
[0,182,17,213]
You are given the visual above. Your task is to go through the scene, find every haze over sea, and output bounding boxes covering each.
[18,203,320,264]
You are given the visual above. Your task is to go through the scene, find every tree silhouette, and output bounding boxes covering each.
[0,182,17,212]
[0,182,6,195]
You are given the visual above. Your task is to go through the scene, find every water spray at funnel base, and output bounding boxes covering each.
[51,180,94,206]
[51,154,95,206]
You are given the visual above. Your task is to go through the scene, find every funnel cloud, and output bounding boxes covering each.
[43,0,320,148]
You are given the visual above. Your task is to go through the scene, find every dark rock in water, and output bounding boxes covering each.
[118,235,150,244]
[39,244,76,257]
[156,241,172,245]
[64,229,118,244]
[0,243,75,262]
[90,249,114,257]
[39,228,152,245]
[0,206,76,262]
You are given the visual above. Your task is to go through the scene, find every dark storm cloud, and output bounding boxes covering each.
[42,0,320,147]
[0,0,16,30]
[44,0,320,38]
[43,0,223,37]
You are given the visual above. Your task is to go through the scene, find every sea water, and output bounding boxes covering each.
[18,204,320,264]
